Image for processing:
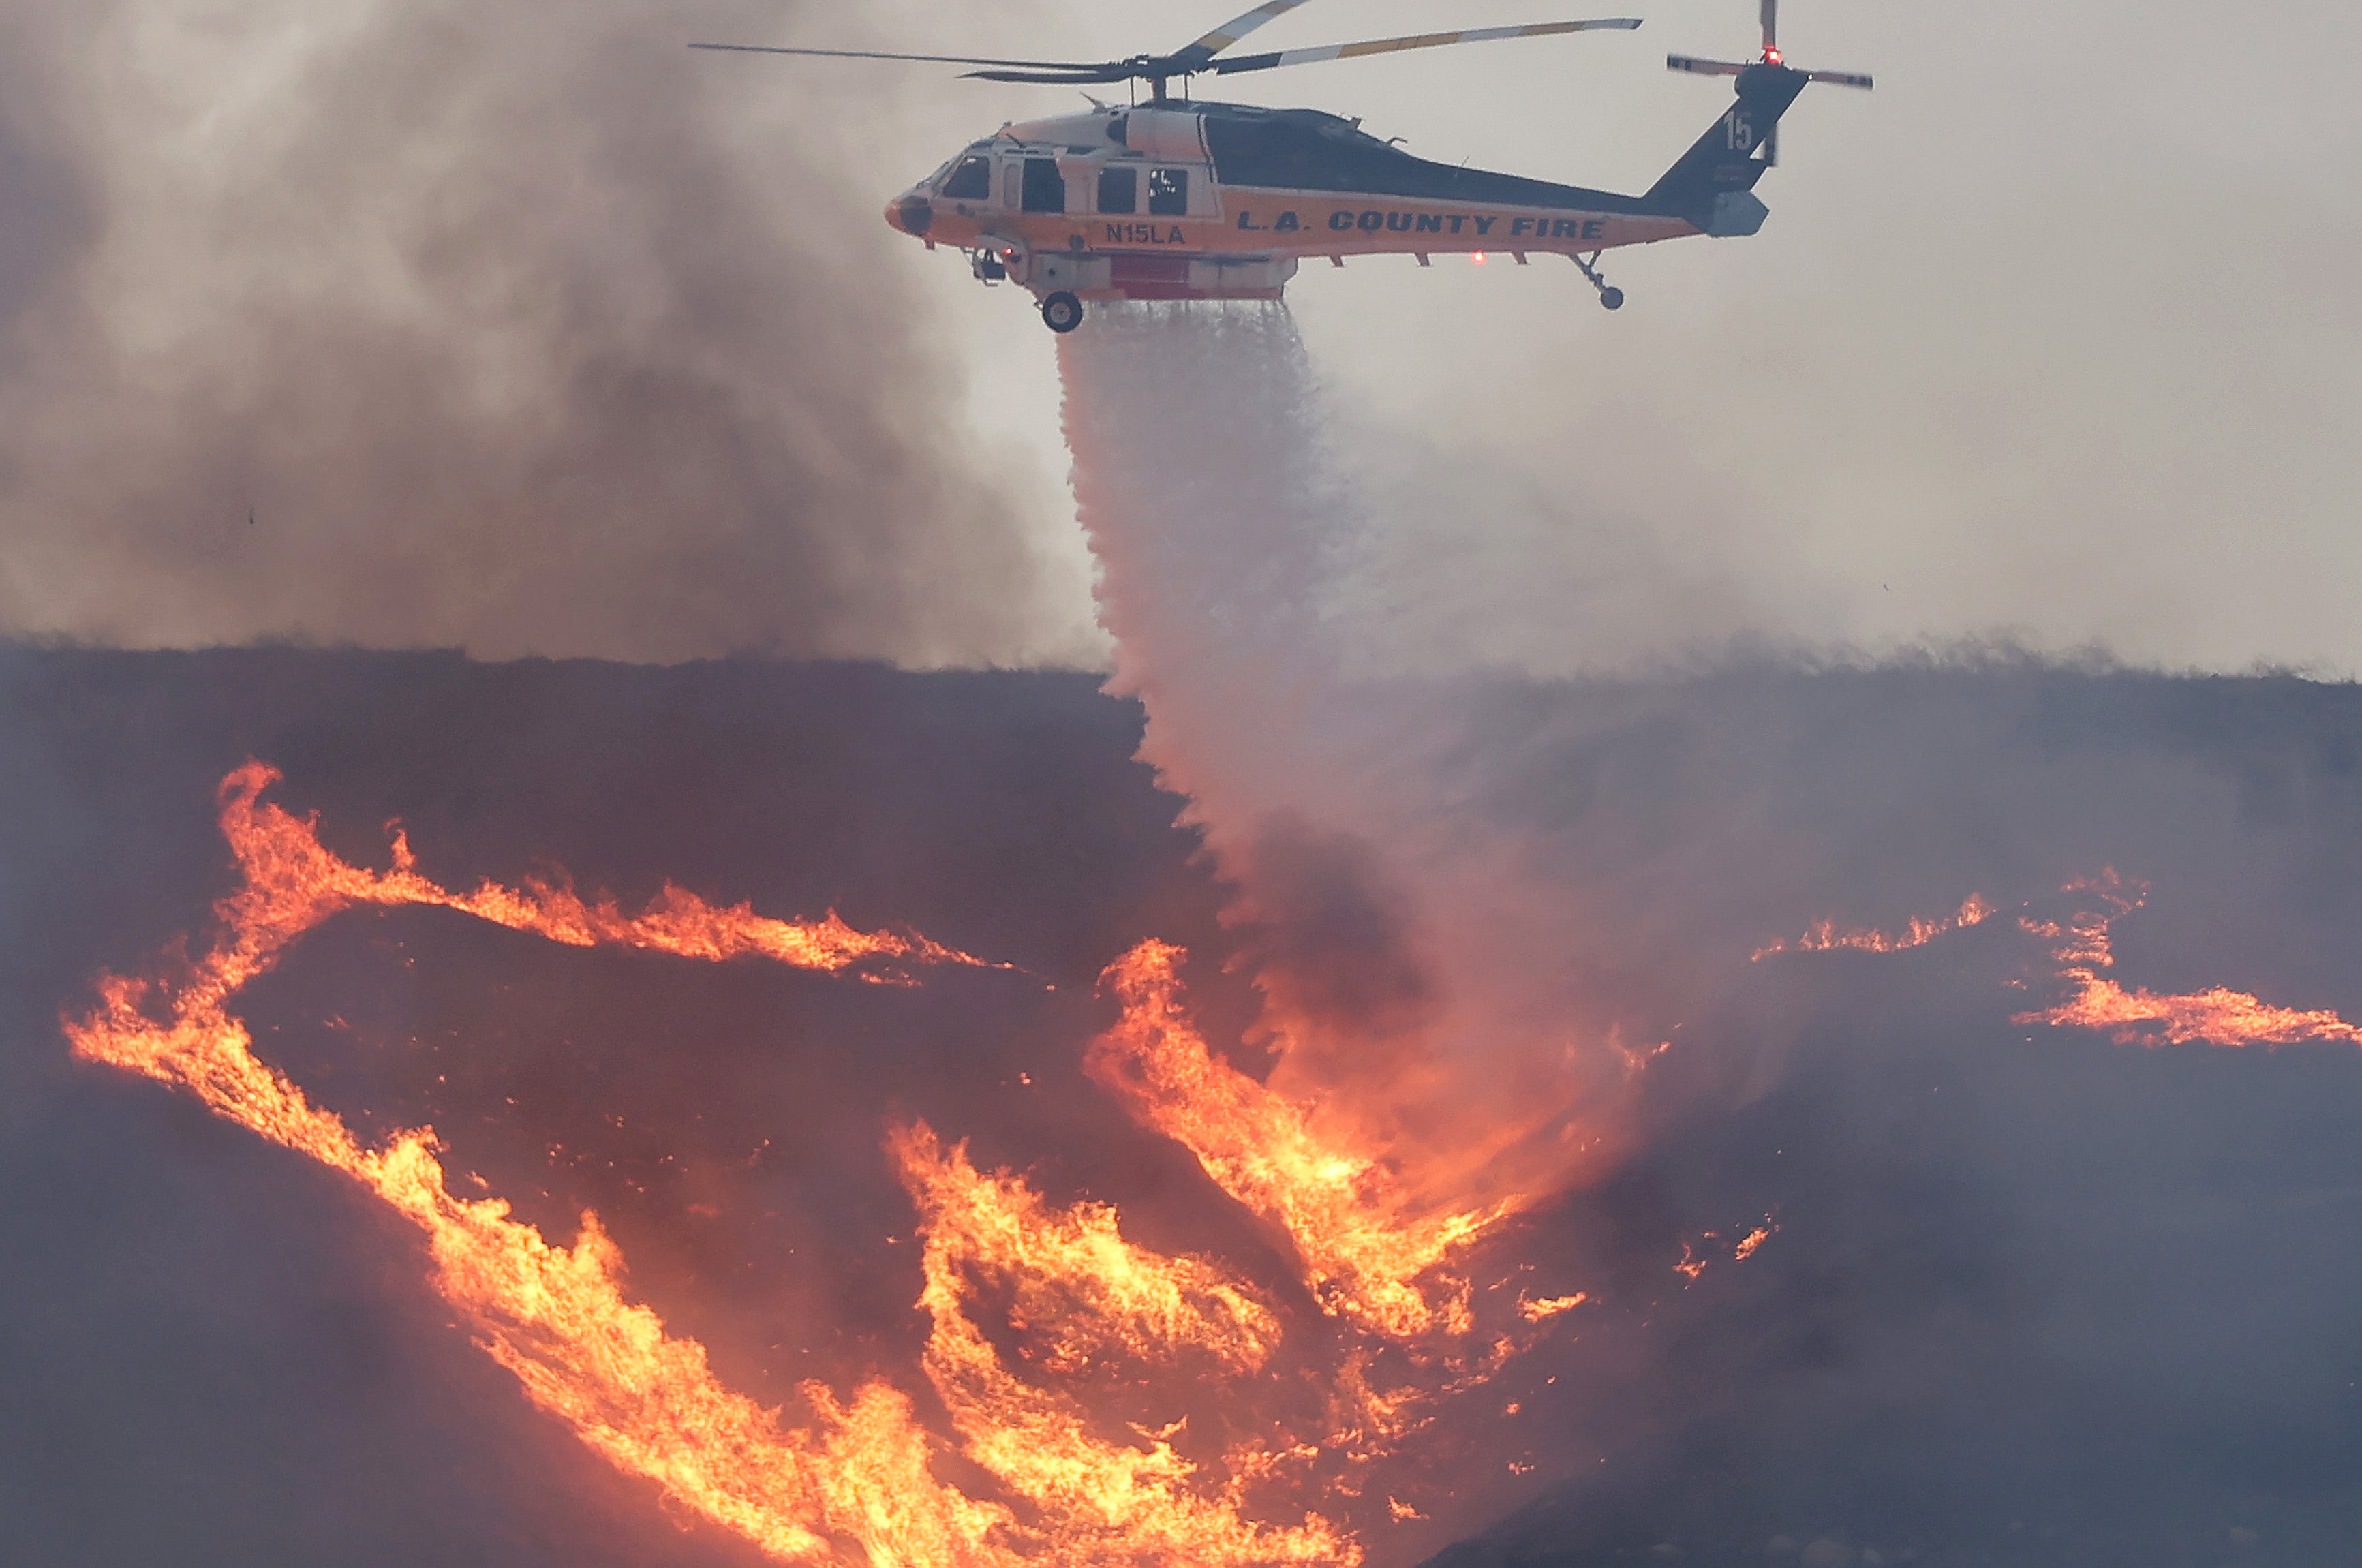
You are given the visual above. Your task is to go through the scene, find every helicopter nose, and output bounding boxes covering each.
[887,195,934,238]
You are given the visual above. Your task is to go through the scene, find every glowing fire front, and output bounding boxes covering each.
[1088,941,1514,1342]
[1752,893,1997,961]
[67,765,1019,1563]
[1760,870,2362,1051]
[2012,873,2362,1048]
[209,759,982,979]
[66,765,1564,1565]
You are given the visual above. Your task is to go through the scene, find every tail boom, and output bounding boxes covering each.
[1643,61,1809,234]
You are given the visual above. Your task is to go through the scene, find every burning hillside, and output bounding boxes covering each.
[12,645,2362,1567]
[10,294,2362,1568]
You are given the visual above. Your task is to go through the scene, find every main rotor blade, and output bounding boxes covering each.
[1170,0,1323,70]
[1666,54,1748,75]
[1805,67,1874,89]
[1762,0,1778,55]
[1214,18,1641,77]
[962,64,1147,84]
[688,42,1109,72]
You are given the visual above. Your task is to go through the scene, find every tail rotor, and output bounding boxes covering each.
[1668,0,1870,166]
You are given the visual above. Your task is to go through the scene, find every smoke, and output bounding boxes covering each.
[0,0,1077,664]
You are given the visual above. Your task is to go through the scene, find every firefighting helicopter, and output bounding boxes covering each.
[690,0,1869,333]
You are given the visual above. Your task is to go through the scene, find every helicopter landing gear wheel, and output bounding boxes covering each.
[1041,292,1084,334]
[1571,251,1623,311]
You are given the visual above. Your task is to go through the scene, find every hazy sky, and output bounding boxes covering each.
[3,0,2359,673]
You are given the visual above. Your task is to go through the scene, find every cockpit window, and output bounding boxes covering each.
[940,155,990,201]
[1147,168,1188,217]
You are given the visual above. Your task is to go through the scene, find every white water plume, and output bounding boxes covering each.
[1057,302,1634,1212]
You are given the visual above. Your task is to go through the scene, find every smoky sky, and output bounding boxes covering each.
[7,0,2352,675]
[0,0,1086,664]
[11,647,2362,1567]
[942,0,2362,678]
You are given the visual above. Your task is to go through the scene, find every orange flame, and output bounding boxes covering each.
[210,760,983,979]
[2012,873,2362,1049]
[1753,893,1997,961]
[65,765,1604,1563]
[1766,871,2362,1053]
[890,1122,1280,1377]
[65,765,1033,1564]
[1085,941,1512,1341]
[2027,981,2362,1048]
[1516,1293,1588,1322]
[892,1124,1353,1567]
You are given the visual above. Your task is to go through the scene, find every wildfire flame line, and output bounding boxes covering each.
[1086,941,1513,1342]
[892,1122,1281,1377]
[1751,893,1997,962]
[65,765,1407,1565]
[2010,873,2362,1048]
[209,760,986,981]
[892,1124,1351,1567]
[1760,870,2362,1051]
[64,764,1040,1564]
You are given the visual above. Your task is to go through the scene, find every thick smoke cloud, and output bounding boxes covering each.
[0,1,1075,664]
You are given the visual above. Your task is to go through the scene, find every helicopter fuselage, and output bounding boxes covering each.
[886,101,1727,305]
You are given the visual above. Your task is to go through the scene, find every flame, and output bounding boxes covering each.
[892,1124,1353,1567]
[69,970,1025,1565]
[889,1122,1280,1377]
[2012,873,2362,1049]
[1753,893,1996,961]
[2028,980,2362,1048]
[65,765,1036,1564]
[210,760,983,979]
[1084,941,1512,1341]
[1768,871,2362,1052]
[66,765,1605,1563]
[1516,1293,1588,1322]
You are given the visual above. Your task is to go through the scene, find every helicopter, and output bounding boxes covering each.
[691,1,1869,334]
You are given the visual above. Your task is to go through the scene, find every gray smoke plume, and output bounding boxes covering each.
[0,0,1074,664]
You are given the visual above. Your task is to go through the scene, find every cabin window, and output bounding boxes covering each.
[940,155,990,201]
[1148,167,1189,217]
[1096,165,1138,215]
[1021,157,1066,213]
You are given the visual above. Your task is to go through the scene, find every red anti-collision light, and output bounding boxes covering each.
[1764,46,1782,63]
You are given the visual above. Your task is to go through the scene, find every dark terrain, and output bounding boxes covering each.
[6,648,2361,1568]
